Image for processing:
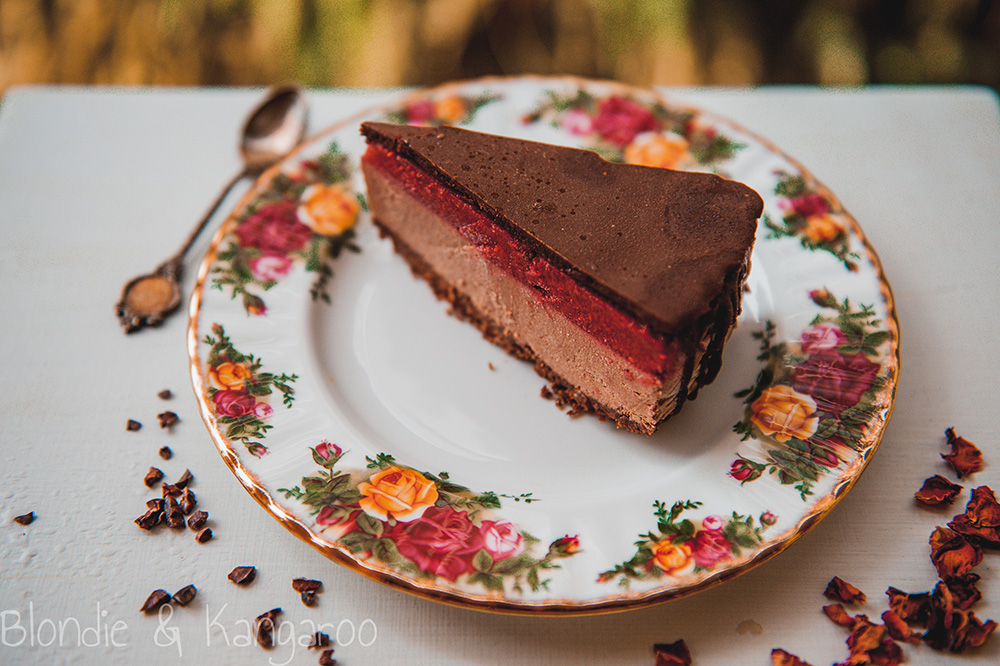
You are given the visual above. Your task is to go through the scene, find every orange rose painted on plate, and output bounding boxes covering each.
[624,132,691,169]
[803,213,847,243]
[298,183,359,237]
[750,385,819,443]
[432,96,467,125]
[358,466,439,522]
[210,361,251,390]
[650,540,692,574]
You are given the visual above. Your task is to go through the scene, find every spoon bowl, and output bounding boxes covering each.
[241,85,309,172]
[116,83,308,333]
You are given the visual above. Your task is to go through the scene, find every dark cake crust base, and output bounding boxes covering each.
[373,219,667,435]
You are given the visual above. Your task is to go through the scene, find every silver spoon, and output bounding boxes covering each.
[116,83,308,333]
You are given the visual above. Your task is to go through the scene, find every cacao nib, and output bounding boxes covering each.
[254,608,282,649]
[140,589,171,613]
[228,566,256,586]
[180,488,197,515]
[144,467,164,488]
[157,411,179,428]
[13,512,34,526]
[134,508,164,531]
[161,483,182,498]
[292,578,323,593]
[175,469,193,489]
[187,510,208,530]
[171,584,197,606]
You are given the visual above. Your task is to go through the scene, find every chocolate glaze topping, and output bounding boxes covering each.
[361,122,763,336]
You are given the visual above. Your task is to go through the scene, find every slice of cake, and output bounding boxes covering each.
[359,121,763,435]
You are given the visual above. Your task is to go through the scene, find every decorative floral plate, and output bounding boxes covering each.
[188,76,899,614]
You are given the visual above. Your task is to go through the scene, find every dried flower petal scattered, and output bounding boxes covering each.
[929,526,982,579]
[942,427,983,479]
[914,474,962,506]
[653,639,692,666]
[824,576,867,604]
[770,648,813,666]
[948,485,1000,547]
[823,603,855,628]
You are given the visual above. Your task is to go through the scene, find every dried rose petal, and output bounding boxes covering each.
[171,584,197,606]
[915,475,962,506]
[13,511,34,526]
[846,614,884,653]
[653,640,692,666]
[881,610,921,644]
[948,485,1000,547]
[942,427,983,478]
[824,576,867,604]
[929,526,982,579]
[886,587,931,626]
[964,485,1000,526]
[228,566,256,586]
[823,603,856,628]
[923,581,998,652]
[140,589,171,613]
[845,616,903,666]
[771,648,813,666]
[944,573,982,610]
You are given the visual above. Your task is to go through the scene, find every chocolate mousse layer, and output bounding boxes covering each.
[360,122,763,340]
[360,123,762,433]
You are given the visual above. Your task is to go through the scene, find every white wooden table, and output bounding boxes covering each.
[1,84,999,665]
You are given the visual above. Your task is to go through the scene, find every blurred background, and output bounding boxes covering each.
[1,0,998,95]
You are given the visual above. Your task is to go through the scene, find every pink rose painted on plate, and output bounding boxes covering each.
[234,201,313,255]
[480,519,525,559]
[279,450,579,593]
[388,506,483,582]
[249,254,294,282]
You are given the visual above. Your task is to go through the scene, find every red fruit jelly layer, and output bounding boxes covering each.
[362,142,676,379]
